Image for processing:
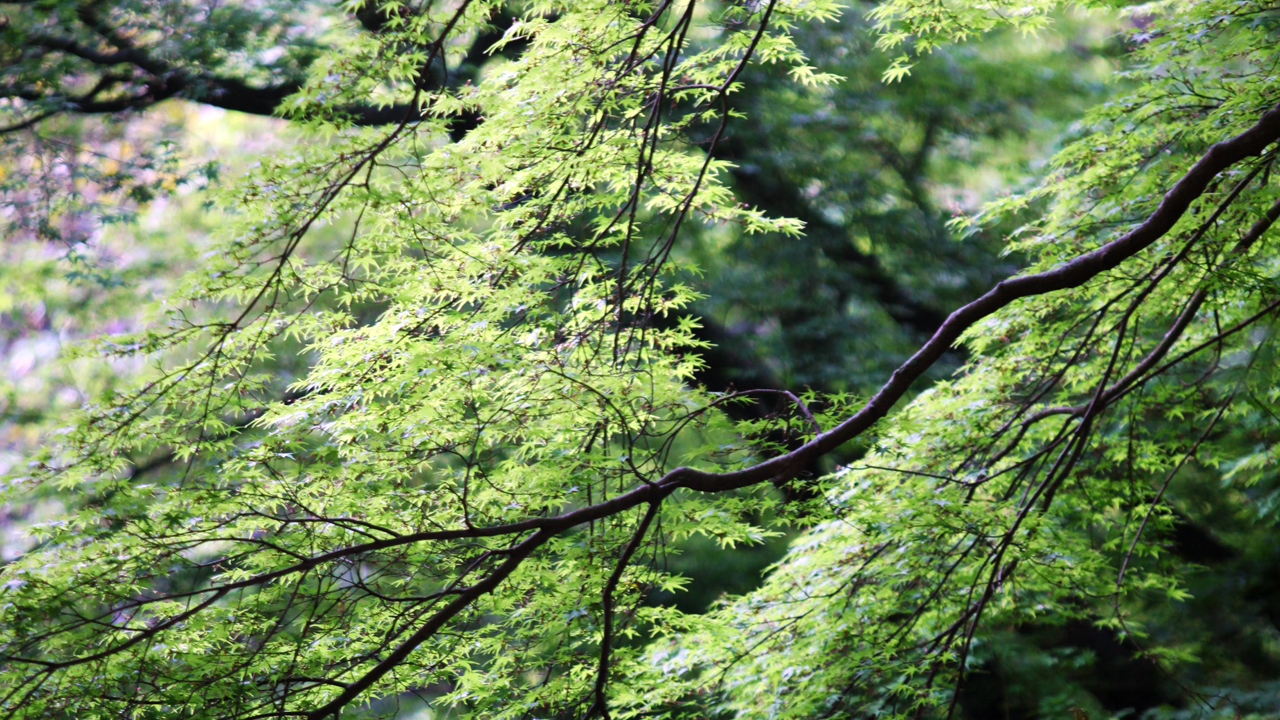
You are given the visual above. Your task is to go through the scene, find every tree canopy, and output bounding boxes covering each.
[2,1,1280,719]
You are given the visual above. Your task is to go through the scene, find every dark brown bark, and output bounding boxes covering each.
[3,3,522,136]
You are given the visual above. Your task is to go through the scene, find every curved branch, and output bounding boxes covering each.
[671,100,1280,495]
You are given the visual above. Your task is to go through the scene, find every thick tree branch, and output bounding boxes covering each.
[2,2,518,132]
[674,101,1280,494]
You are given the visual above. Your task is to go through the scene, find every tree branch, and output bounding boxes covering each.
[2,2,517,132]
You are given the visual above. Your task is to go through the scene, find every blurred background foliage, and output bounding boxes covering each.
[2,1,1277,717]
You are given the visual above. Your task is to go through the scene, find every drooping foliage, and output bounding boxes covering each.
[653,3,1280,716]
[0,1,1279,720]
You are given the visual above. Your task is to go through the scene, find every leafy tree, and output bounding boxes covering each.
[2,2,1280,720]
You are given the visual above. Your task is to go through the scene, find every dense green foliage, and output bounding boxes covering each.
[2,1,1280,719]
